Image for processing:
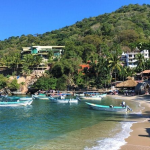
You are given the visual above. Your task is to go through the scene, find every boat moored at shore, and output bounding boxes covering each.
[0,100,33,107]
[85,102,132,112]
[49,95,79,103]
[19,97,33,101]
[80,95,102,100]
[32,93,49,100]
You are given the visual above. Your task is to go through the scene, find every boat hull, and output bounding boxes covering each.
[0,100,33,107]
[19,97,33,101]
[32,95,49,100]
[49,97,78,103]
[80,96,102,100]
[86,102,128,112]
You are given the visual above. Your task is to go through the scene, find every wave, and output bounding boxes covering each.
[84,122,135,150]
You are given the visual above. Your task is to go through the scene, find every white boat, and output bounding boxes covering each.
[80,95,102,100]
[19,97,33,101]
[0,100,33,107]
[32,94,49,100]
[86,102,132,112]
[49,96,78,103]
[74,92,85,97]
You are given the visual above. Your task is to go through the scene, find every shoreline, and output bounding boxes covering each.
[108,94,150,150]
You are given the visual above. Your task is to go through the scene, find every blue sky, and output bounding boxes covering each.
[0,0,150,40]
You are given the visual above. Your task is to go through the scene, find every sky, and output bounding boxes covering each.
[0,0,150,41]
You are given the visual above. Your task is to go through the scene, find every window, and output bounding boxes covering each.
[129,55,132,57]
[31,48,38,54]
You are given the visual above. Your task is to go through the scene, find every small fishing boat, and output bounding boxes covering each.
[32,93,49,100]
[74,92,85,97]
[0,100,33,107]
[80,95,102,100]
[19,97,33,101]
[0,96,21,103]
[49,95,79,103]
[85,102,132,112]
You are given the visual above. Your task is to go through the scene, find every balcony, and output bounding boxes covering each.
[128,59,137,63]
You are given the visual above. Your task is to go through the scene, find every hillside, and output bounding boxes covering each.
[1,4,150,56]
[1,4,150,91]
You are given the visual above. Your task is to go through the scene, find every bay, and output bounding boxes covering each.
[0,96,141,150]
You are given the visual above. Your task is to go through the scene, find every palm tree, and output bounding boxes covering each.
[108,52,122,73]
[107,47,122,87]
[119,66,127,81]
[34,55,42,74]
[11,52,21,72]
[21,54,34,77]
[135,53,145,72]
[126,67,136,78]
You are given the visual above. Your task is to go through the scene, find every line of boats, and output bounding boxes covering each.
[0,92,132,112]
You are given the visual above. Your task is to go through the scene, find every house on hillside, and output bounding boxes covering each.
[121,48,149,68]
[21,45,65,75]
[21,46,65,63]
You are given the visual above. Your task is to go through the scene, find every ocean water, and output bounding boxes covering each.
[0,96,142,150]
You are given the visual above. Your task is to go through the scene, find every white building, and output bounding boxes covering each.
[121,49,149,68]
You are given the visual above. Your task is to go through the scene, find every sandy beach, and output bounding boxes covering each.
[108,94,150,150]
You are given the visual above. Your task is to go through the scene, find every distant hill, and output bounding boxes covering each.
[1,4,150,54]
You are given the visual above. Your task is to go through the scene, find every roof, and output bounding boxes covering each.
[79,64,90,68]
[141,70,150,74]
[116,79,137,88]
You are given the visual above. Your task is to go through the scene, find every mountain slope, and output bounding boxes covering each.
[1,4,150,54]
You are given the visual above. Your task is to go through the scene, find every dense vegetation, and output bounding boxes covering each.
[1,4,150,90]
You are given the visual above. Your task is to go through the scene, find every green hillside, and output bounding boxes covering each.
[0,4,150,91]
[1,4,150,54]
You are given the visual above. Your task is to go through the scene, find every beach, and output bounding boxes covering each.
[108,94,150,150]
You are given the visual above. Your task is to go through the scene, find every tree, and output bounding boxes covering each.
[56,75,68,90]
[21,54,35,75]
[117,30,139,44]
[1,55,11,68]
[0,74,8,89]
[33,77,57,90]
[10,52,21,72]
[8,79,20,90]
[108,50,122,73]
[48,50,54,63]
[107,45,122,84]
[33,55,42,71]
[135,53,145,72]
[82,43,97,63]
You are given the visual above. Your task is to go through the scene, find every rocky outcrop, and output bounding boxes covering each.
[9,75,38,94]
[0,88,12,95]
